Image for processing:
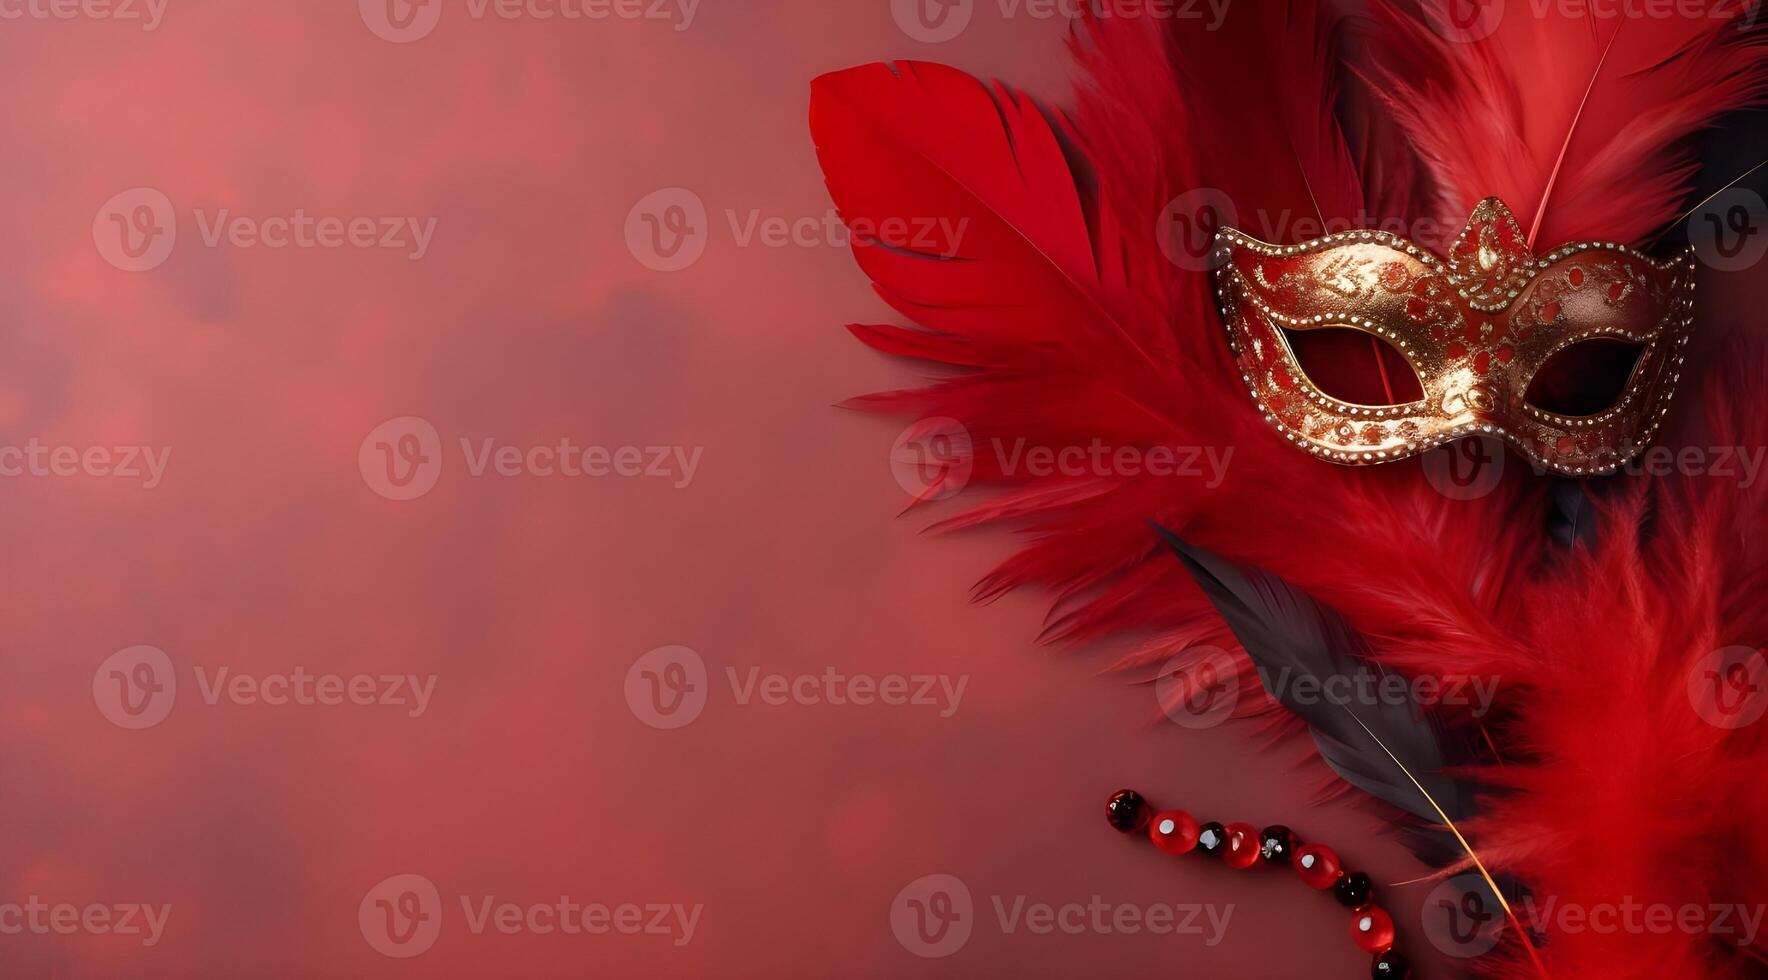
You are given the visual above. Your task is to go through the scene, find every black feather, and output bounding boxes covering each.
[1547,478,1598,551]
[1152,524,1482,824]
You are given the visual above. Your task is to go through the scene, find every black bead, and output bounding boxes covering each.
[1259,825,1294,864]
[1106,789,1149,833]
[1371,950,1410,979]
[1196,821,1228,857]
[1335,871,1373,908]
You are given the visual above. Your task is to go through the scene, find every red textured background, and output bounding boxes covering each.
[0,2,1457,977]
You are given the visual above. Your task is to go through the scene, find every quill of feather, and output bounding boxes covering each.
[1342,707,1553,980]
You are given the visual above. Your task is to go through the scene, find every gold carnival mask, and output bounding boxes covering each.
[1212,198,1697,474]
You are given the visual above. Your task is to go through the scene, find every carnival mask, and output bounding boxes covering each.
[1212,198,1696,474]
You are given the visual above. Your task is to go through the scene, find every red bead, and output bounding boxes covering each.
[1222,822,1260,869]
[1149,810,1200,855]
[1349,905,1396,954]
[1294,843,1342,890]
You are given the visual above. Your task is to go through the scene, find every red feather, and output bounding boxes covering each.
[1362,0,1768,248]
[1101,1,1369,236]
[810,61,1140,353]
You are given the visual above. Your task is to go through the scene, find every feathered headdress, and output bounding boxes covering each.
[811,1,1768,976]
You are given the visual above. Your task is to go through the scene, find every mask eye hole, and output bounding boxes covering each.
[1281,327,1424,406]
[1524,339,1644,417]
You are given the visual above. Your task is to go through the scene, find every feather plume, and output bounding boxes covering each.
[1361,0,1768,248]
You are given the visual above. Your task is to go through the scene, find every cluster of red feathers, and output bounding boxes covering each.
[811,2,1768,977]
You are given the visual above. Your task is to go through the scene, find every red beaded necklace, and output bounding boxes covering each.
[1107,790,1410,979]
